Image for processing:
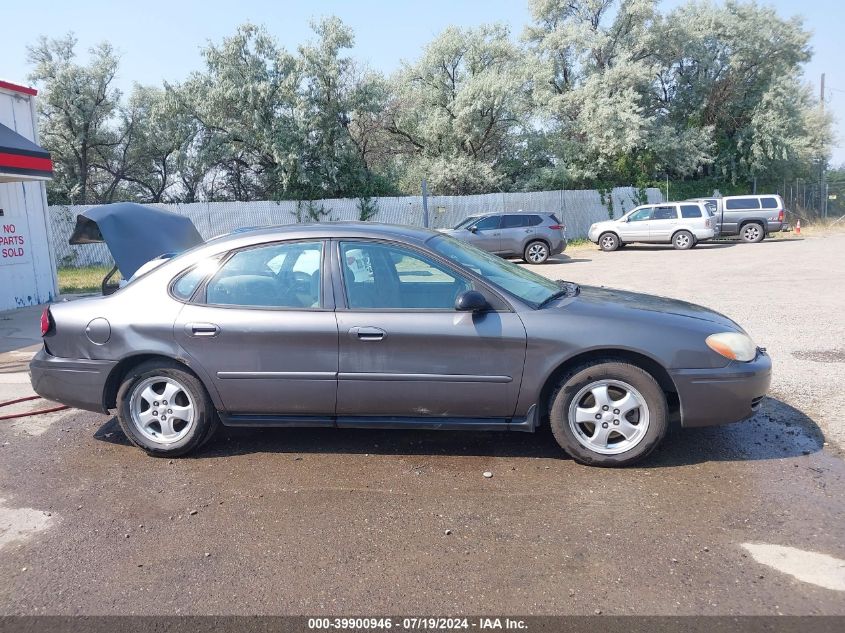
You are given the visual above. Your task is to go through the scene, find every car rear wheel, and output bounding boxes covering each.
[598,233,619,252]
[741,222,765,243]
[523,240,550,264]
[548,361,668,467]
[116,360,218,457]
[672,230,694,250]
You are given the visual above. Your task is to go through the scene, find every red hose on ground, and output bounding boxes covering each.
[0,395,69,421]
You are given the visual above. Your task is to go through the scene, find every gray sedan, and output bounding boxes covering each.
[30,223,771,466]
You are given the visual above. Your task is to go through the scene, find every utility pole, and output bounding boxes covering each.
[820,73,827,217]
[421,179,430,228]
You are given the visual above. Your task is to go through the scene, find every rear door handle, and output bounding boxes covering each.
[349,326,386,342]
[186,323,219,337]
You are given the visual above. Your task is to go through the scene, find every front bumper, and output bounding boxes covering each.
[670,350,772,428]
[29,347,116,414]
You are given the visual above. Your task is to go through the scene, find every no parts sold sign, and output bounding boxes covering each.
[1,222,31,265]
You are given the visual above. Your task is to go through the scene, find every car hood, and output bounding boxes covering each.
[69,202,203,279]
[559,285,741,330]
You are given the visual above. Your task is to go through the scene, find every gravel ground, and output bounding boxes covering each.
[536,233,845,450]
[1,232,844,616]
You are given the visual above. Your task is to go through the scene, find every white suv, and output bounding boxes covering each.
[588,202,715,251]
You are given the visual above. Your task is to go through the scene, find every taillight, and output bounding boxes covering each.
[549,224,564,231]
[40,307,53,337]
[778,210,784,222]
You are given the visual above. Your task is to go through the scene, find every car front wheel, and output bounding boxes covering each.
[116,360,218,457]
[599,233,620,252]
[548,361,668,466]
[523,240,550,264]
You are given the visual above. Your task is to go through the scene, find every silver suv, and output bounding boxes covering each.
[441,212,567,264]
[588,202,715,251]
[687,195,786,242]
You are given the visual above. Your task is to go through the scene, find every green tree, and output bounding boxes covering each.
[27,34,121,204]
[386,24,533,193]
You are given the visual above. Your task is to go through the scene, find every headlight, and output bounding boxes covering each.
[706,332,757,362]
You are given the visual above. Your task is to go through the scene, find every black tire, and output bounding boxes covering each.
[523,240,550,264]
[598,232,620,252]
[740,222,765,243]
[548,361,668,467]
[116,359,219,457]
[672,230,694,250]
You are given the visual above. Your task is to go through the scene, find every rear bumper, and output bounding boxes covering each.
[692,228,716,240]
[551,236,567,255]
[670,351,772,428]
[29,348,116,414]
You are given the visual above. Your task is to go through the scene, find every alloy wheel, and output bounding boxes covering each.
[675,233,691,249]
[527,242,549,263]
[743,225,761,241]
[129,376,195,445]
[567,379,650,455]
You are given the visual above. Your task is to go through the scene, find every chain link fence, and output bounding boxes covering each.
[48,186,663,268]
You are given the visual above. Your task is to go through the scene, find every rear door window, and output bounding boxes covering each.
[725,198,761,210]
[680,205,703,218]
[501,215,528,229]
[652,206,678,220]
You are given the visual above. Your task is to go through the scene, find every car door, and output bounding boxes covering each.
[174,239,338,417]
[620,206,653,241]
[465,215,502,252]
[649,205,680,241]
[498,214,529,254]
[333,239,527,420]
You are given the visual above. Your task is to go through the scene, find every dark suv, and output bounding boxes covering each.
[440,212,567,264]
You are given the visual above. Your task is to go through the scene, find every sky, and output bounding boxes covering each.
[1,0,843,164]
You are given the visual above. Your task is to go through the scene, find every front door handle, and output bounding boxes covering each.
[186,323,220,337]
[349,326,386,341]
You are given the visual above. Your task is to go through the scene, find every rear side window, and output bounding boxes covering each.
[206,241,323,308]
[501,215,528,228]
[653,206,678,220]
[725,198,761,210]
[526,215,543,226]
[550,214,562,224]
[680,205,703,218]
[171,257,221,301]
[761,197,779,209]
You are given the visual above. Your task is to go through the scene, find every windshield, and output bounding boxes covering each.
[452,216,479,230]
[428,234,562,306]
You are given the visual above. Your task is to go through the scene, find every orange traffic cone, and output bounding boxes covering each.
[796,220,801,235]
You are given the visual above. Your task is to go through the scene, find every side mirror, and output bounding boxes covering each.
[455,290,488,312]
[468,226,478,233]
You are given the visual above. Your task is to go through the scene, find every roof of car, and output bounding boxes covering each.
[468,210,549,218]
[208,221,441,247]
